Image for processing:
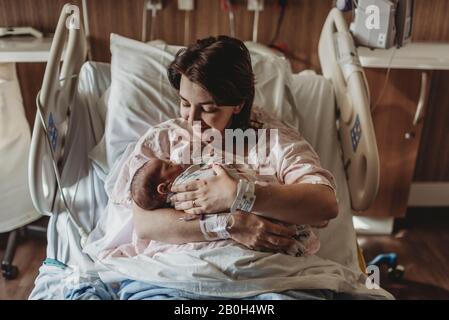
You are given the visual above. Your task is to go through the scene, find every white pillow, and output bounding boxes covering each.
[245,42,296,123]
[105,34,181,168]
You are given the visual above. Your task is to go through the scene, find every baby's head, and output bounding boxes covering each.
[131,159,185,210]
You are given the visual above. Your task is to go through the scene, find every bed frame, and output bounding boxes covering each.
[319,9,379,211]
[29,6,379,222]
[29,5,87,236]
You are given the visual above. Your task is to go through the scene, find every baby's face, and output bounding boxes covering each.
[133,159,186,210]
[158,160,186,186]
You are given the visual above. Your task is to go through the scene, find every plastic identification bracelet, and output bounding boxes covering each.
[199,214,235,241]
[230,179,256,213]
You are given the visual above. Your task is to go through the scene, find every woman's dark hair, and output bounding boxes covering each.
[167,35,255,129]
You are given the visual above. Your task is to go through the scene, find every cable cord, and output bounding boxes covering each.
[226,0,236,37]
[252,8,260,42]
[150,7,157,41]
[184,10,190,46]
[35,89,89,247]
[81,0,92,61]
[142,0,148,41]
[371,47,397,112]
[269,0,287,46]
[141,0,159,42]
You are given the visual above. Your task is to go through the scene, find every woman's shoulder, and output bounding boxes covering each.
[152,117,189,130]
[136,118,191,157]
[141,117,189,139]
[251,105,302,139]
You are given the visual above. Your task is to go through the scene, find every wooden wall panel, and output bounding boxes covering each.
[0,0,81,33]
[410,0,449,181]
[360,69,428,217]
[86,0,145,62]
[414,71,449,181]
[412,0,449,41]
[84,0,335,71]
[16,63,46,126]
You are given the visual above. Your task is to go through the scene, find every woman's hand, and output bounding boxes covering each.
[169,164,238,215]
[229,212,298,252]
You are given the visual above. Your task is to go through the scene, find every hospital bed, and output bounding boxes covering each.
[27,6,382,299]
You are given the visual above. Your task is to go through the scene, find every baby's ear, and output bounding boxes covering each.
[157,183,170,195]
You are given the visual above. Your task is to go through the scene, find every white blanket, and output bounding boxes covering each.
[98,245,393,299]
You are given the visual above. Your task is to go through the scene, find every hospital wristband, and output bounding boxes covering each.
[230,179,256,213]
[199,214,234,241]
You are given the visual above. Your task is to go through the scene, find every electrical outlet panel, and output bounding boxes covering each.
[248,0,264,11]
[178,0,194,11]
[146,0,163,11]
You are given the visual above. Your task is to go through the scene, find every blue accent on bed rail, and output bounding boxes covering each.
[350,114,362,152]
[48,113,58,152]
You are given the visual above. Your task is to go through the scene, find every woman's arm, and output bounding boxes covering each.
[170,165,338,226]
[252,183,338,226]
[132,203,297,251]
[133,204,204,244]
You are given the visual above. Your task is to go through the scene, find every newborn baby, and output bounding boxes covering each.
[130,159,320,257]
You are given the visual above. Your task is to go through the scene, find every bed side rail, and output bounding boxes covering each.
[318,8,379,211]
[29,4,87,215]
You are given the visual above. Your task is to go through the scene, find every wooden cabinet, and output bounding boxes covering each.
[359,69,431,217]
[414,71,449,182]
[357,41,449,218]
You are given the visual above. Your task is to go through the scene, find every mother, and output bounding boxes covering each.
[131,35,338,253]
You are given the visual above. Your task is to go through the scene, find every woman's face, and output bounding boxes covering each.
[179,75,241,133]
